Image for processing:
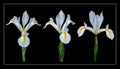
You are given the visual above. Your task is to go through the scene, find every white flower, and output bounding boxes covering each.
[77,10,114,40]
[6,11,41,47]
[43,10,75,44]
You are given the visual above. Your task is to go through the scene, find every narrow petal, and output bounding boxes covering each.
[84,22,87,27]
[22,11,29,28]
[106,29,114,40]
[43,17,59,33]
[18,35,30,47]
[56,10,65,28]
[106,24,109,29]
[97,29,106,34]
[59,32,71,44]
[62,14,71,32]
[24,18,41,31]
[77,26,86,37]
[6,16,23,32]
[89,10,95,27]
[86,26,95,34]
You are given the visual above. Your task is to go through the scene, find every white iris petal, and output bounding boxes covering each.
[22,11,29,28]
[59,32,71,44]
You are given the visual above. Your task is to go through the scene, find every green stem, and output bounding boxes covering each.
[21,47,27,62]
[58,41,65,62]
[94,35,98,62]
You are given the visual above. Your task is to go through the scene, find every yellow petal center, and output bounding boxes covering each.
[63,32,67,39]
[80,27,85,32]
[22,35,27,42]
[9,19,14,23]
[46,21,51,25]
[106,29,111,35]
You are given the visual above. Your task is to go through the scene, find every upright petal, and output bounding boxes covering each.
[59,32,71,44]
[89,10,95,27]
[22,11,29,28]
[6,16,23,32]
[77,26,86,37]
[106,24,109,29]
[106,29,114,40]
[24,18,41,31]
[62,14,72,32]
[18,35,30,47]
[93,15,99,30]
[56,10,65,28]
[97,12,104,29]
[43,17,59,33]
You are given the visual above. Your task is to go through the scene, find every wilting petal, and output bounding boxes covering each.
[43,17,59,32]
[6,16,23,32]
[59,32,71,44]
[56,10,65,28]
[22,11,29,28]
[62,14,71,32]
[89,10,95,27]
[106,29,114,40]
[24,18,41,31]
[18,35,30,47]
[77,26,86,37]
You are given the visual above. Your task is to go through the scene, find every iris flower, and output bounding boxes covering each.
[77,10,114,62]
[6,11,41,62]
[43,10,75,62]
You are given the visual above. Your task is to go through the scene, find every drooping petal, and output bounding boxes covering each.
[77,26,86,37]
[6,16,23,32]
[56,10,65,28]
[18,35,30,47]
[89,10,95,27]
[22,11,29,28]
[59,32,71,44]
[62,14,72,32]
[106,29,114,40]
[43,17,59,33]
[24,18,41,31]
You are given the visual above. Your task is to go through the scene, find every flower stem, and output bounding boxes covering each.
[58,41,65,62]
[94,35,98,62]
[21,47,27,62]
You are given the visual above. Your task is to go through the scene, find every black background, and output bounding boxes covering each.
[4,4,116,64]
